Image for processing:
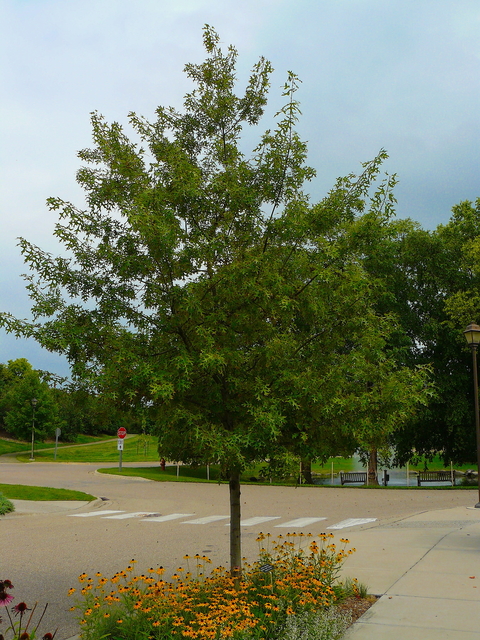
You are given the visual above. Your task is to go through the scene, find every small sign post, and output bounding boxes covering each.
[117,428,127,470]
[54,427,61,460]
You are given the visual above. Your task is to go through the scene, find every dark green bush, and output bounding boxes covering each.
[0,493,14,515]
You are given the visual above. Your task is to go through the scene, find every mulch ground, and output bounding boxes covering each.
[338,595,378,625]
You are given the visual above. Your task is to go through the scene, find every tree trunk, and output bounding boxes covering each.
[367,448,379,485]
[301,458,313,484]
[229,470,242,586]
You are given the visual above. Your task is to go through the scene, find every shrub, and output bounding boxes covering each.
[0,493,14,515]
[278,608,352,640]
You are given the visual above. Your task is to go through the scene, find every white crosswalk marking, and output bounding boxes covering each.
[103,512,160,520]
[68,511,378,528]
[236,516,281,527]
[327,518,377,530]
[69,510,125,517]
[141,513,195,523]
[183,515,230,524]
[275,517,326,528]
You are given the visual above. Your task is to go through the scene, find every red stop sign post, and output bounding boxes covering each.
[117,428,127,469]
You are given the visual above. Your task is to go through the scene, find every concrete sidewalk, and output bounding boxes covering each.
[11,498,91,513]
[342,505,480,639]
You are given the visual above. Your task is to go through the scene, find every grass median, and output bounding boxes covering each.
[0,483,95,501]
[0,434,113,457]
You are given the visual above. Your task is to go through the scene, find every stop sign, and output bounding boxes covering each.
[117,427,127,439]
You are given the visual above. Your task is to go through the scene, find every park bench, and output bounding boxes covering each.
[416,470,455,486]
[340,471,368,485]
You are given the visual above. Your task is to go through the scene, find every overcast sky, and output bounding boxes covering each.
[1,0,479,377]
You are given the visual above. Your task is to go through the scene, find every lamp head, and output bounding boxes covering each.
[464,323,480,346]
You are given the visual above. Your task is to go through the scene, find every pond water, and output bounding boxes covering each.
[313,467,469,487]
[307,455,474,487]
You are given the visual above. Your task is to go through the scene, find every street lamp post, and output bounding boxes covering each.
[464,323,480,508]
[29,398,37,462]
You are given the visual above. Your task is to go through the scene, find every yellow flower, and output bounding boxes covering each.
[68,588,76,595]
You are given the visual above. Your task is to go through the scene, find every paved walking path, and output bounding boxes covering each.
[342,504,480,639]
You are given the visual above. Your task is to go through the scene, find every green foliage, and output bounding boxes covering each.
[54,384,137,441]
[0,359,60,441]
[275,608,352,640]
[0,358,32,426]
[0,358,141,442]
[362,201,480,465]
[0,493,14,515]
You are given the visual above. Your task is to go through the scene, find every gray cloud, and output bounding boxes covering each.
[1,0,479,375]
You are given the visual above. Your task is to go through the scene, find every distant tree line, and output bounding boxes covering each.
[0,358,141,442]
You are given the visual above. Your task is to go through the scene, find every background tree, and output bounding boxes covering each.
[0,26,429,574]
[361,202,480,466]
[0,359,32,430]
[0,359,59,441]
[53,384,137,441]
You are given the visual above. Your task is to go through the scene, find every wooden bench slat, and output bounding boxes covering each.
[416,470,455,486]
[340,472,368,485]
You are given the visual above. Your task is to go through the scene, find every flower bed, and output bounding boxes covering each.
[69,533,365,640]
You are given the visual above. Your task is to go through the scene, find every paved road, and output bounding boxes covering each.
[1,461,476,639]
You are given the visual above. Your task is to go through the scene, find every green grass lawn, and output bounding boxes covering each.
[99,463,302,484]
[0,483,96,501]
[14,434,159,463]
[0,433,111,456]
[0,439,60,456]
[99,464,222,482]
